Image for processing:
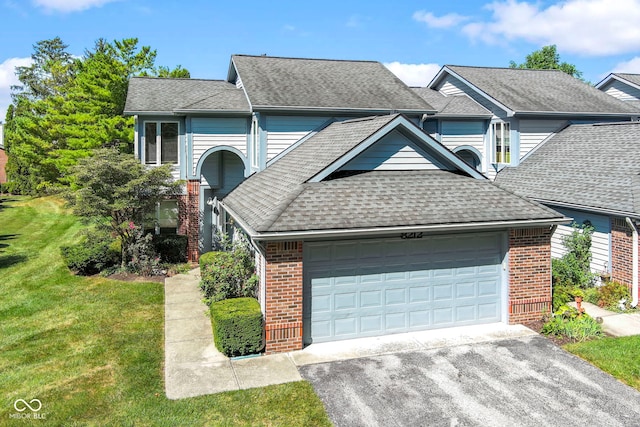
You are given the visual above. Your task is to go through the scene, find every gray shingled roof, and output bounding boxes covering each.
[124,77,250,114]
[412,87,492,117]
[231,55,436,112]
[441,66,639,115]
[613,73,640,87]
[223,115,562,234]
[495,121,640,216]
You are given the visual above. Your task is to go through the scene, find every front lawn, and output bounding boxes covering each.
[564,335,640,391]
[0,196,330,426]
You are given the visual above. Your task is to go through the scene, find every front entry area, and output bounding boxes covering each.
[303,233,505,344]
[199,149,246,253]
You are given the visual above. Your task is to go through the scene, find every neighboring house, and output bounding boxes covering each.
[596,73,640,111]
[124,55,436,260]
[419,66,639,179]
[0,122,6,185]
[495,121,640,308]
[221,114,567,353]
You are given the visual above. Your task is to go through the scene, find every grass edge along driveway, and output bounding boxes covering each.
[0,196,331,426]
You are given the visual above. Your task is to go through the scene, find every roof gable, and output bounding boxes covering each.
[229,55,436,113]
[222,114,564,236]
[429,65,639,117]
[596,73,640,91]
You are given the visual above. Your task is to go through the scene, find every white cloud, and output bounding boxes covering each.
[612,57,640,74]
[32,0,119,13]
[413,11,469,29]
[384,62,441,87]
[0,57,32,121]
[461,0,640,56]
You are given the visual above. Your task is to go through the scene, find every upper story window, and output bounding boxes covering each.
[492,122,510,164]
[251,117,260,168]
[145,122,178,165]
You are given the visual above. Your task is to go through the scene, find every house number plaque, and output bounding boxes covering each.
[401,232,423,239]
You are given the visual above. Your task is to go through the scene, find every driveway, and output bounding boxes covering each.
[299,335,640,427]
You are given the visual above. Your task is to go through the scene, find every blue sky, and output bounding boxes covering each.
[2,0,640,120]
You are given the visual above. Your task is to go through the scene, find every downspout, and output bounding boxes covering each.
[625,217,639,307]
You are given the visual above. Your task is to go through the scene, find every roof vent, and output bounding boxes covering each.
[632,116,640,122]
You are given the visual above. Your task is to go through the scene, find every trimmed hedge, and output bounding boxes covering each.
[211,297,264,357]
[152,234,188,264]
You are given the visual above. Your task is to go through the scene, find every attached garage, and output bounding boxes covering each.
[303,233,505,343]
[221,114,567,353]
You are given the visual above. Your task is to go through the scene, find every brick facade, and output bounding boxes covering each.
[264,241,304,354]
[611,217,633,287]
[181,180,200,263]
[508,227,553,324]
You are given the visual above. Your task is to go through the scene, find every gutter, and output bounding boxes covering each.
[221,201,570,241]
[252,105,437,115]
[532,199,640,221]
[625,217,639,307]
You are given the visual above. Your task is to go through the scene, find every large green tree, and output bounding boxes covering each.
[66,148,182,264]
[5,37,189,194]
[509,45,583,80]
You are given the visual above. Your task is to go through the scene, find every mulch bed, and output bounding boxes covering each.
[522,319,575,346]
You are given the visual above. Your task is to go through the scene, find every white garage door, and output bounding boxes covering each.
[303,233,505,344]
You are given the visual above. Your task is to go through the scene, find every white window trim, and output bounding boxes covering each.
[251,117,260,168]
[143,120,180,166]
[491,121,511,165]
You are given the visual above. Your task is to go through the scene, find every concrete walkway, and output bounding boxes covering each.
[572,300,640,337]
[164,269,301,400]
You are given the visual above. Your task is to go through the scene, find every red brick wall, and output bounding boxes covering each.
[0,148,7,184]
[183,180,200,262]
[611,217,633,286]
[264,241,303,354]
[509,228,553,324]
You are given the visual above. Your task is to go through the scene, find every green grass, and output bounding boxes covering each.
[0,196,331,426]
[564,335,640,391]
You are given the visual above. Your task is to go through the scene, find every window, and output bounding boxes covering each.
[251,117,260,168]
[492,122,510,164]
[145,200,179,234]
[145,122,178,165]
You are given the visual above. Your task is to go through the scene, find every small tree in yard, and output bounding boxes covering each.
[66,148,182,269]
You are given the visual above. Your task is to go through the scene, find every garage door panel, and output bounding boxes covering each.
[456,282,476,299]
[304,234,504,343]
[409,286,430,303]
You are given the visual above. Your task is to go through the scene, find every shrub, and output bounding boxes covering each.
[210,297,263,357]
[584,287,600,305]
[152,234,188,264]
[541,305,603,342]
[61,230,121,275]
[200,246,259,304]
[552,224,597,289]
[598,281,631,311]
[126,228,161,276]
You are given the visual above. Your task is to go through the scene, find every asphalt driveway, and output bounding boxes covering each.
[300,335,640,427]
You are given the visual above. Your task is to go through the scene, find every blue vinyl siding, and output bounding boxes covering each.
[339,129,449,171]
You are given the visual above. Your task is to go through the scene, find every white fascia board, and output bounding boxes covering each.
[308,115,486,182]
[594,73,640,92]
[245,218,571,242]
[253,105,436,115]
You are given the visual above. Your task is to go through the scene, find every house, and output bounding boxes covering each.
[221,114,567,353]
[418,66,640,179]
[124,55,436,261]
[495,121,640,308]
[596,73,640,111]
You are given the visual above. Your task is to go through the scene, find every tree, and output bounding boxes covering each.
[4,37,189,194]
[509,45,583,80]
[155,65,191,78]
[65,148,182,265]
